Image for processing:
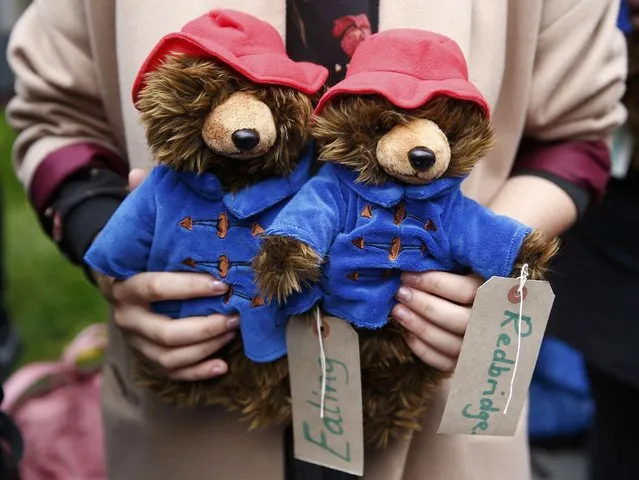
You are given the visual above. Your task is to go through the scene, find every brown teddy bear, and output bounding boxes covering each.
[254,29,560,448]
[84,9,328,428]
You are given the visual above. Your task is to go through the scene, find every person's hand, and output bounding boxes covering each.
[97,272,238,380]
[392,271,483,372]
[93,167,239,381]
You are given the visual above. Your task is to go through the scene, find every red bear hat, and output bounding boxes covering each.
[132,9,329,104]
[314,29,490,118]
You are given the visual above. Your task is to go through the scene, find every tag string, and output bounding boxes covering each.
[316,306,327,419]
[504,263,528,414]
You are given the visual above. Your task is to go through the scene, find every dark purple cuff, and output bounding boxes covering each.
[29,143,128,213]
[514,138,611,204]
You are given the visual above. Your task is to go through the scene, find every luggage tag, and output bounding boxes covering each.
[287,309,364,476]
[438,265,555,436]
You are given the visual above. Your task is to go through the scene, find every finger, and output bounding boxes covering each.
[168,358,230,382]
[400,271,482,305]
[391,304,463,358]
[128,168,148,191]
[404,332,457,372]
[114,306,239,347]
[127,330,237,371]
[394,286,469,335]
[112,271,228,304]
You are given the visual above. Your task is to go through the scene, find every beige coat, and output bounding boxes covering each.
[6,1,627,479]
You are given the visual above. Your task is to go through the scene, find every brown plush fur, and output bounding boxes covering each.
[311,95,494,184]
[135,342,292,429]
[512,229,561,280]
[131,53,314,422]
[135,53,313,191]
[253,237,323,302]
[358,323,449,448]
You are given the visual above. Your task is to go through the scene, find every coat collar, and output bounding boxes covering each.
[177,143,314,219]
[331,163,464,208]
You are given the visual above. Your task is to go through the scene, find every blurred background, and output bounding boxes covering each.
[1,0,108,368]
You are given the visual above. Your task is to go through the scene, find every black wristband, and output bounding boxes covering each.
[63,195,123,266]
[44,168,128,270]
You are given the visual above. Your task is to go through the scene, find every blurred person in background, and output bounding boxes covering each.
[4,1,627,479]
[547,1,639,479]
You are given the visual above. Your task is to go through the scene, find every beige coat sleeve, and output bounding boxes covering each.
[526,0,628,141]
[5,0,123,195]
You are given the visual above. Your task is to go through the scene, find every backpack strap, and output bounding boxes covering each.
[2,363,65,413]
[3,323,107,413]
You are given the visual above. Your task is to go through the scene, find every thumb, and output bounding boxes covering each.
[128,168,148,191]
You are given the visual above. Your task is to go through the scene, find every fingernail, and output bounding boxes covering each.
[221,331,237,342]
[226,316,240,329]
[396,286,412,301]
[401,273,420,286]
[393,305,410,326]
[210,279,225,290]
[212,362,225,374]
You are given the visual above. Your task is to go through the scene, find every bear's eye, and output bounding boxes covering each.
[373,120,390,135]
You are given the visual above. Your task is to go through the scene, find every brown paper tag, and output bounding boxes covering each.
[438,276,555,436]
[286,313,364,476]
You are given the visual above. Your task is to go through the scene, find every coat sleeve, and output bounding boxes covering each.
[447,194,533,280]
[525,0,627,142]
[5,0,126,211]
[83,168,159,280]
[264,165,347,257]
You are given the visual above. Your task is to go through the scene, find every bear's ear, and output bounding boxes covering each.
[133,54,230,171]
[418,96,495,177]
[134,54,223,116]
[311,96,395,184]
[255,86,314,177]
[446,106,494,177]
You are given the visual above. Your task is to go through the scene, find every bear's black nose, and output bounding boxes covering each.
[232,129,260,152]
[408,147,437,172]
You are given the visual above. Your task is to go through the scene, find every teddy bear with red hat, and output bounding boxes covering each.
[254,28,560,447]
[84,9,328,427]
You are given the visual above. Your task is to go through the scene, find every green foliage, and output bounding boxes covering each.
[0,112,107,366]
